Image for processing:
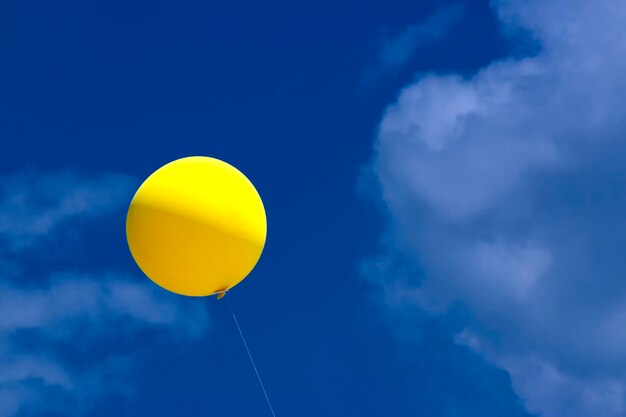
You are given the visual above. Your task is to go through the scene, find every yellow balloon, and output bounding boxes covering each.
[126,156,266,297]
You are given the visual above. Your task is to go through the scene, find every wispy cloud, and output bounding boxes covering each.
[0,273,207,337]
[379,4,465,70]
[0,169,135,250]
[368,0,626,416]
[0,169,209,417]
[364,4,465,82]
[0,274,208,417]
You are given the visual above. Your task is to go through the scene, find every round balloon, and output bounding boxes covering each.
[126,156,266,296]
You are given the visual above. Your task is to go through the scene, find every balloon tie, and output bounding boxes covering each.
[227,298,277,417]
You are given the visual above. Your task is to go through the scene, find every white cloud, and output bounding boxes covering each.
[0,169,135,249]
[377,4,465,71]
[0,169,209,417]
[370,0,626,416]
[0,274,208,417]
[0,273,208,337]
[0,356,71,388]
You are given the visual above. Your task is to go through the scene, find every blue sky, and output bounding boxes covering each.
[1,1,625,416]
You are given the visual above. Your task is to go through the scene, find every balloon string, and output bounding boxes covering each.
[227,298,277,417]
